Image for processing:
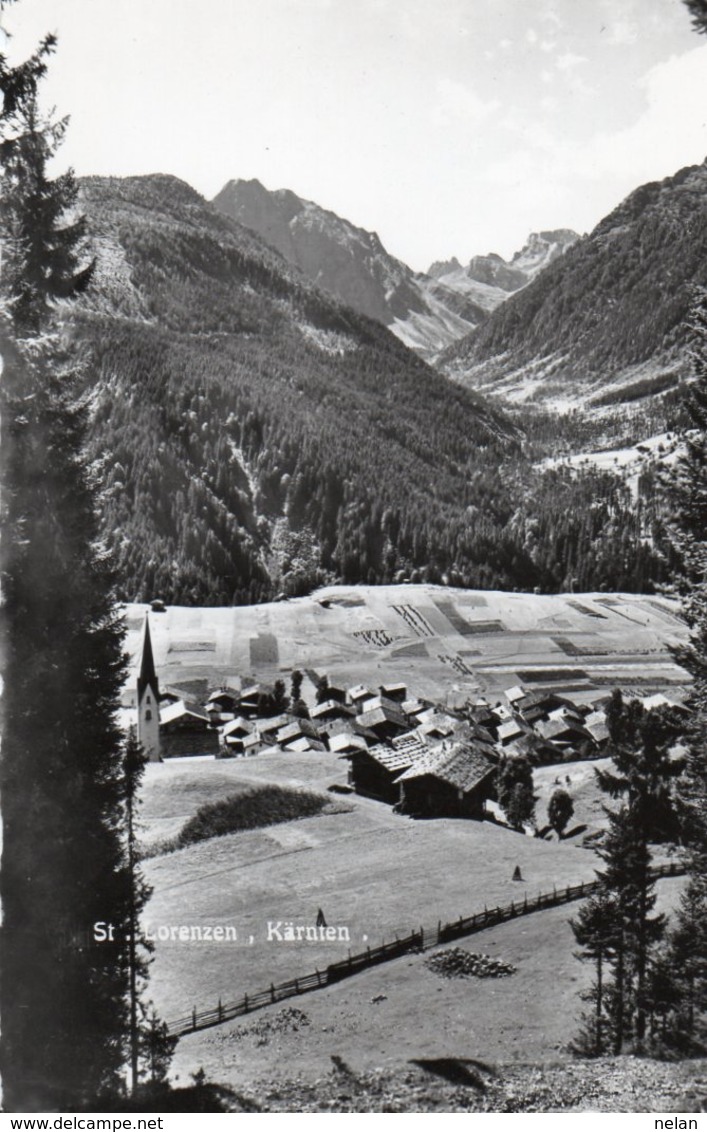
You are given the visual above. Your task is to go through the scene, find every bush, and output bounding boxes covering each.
[176,785,331,847]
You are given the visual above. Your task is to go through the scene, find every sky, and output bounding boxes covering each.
[4,0,707,271]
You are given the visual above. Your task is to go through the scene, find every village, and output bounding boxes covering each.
[129,603,688,828]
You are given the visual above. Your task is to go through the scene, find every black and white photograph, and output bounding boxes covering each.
[3,0,707,1117]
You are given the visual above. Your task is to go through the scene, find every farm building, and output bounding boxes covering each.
[356,703,409,743]
[205,688,238,723]
[396,741,497,819]
[328,732,369,756]
[310,699,356,725]
[343,743,419,804]
[325,681,348,705]
[517,691,583,726]
[379,682,407,703]
[535,716,593,750]
[257,714,293,742]
[497,716,531,747]
[275,718,323,749]
[348,684,373,710]
[159,700,220,758]
[238,683,275,718]
[223,731,264,757]
[583,711,610,747]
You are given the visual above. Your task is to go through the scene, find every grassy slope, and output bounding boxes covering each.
[168,879,686,1103]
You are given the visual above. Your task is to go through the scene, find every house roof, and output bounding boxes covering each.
[240,682,274,701]
[276,718,321,744]
[221,716,255,738]
[418,712,456,739]
[583,712,609,742]
[365,744,420,774]
[329,732,369,754]
[536,717,591,743]
[310,699,355,720]
[396,741,495,793]
[380,682,407,696]
[356,705,408,732]
[257,713,293,735]
[505,685,527,704]
[207,688,238,705]
[497,718,527,742]
[159,700,210,726]
[640,693,689,713]
[348,684,372,701]
[391,731,431,761]
[283,736,327,753]
[401,698,426,717]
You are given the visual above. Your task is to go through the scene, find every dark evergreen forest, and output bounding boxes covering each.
[74,175,674,606]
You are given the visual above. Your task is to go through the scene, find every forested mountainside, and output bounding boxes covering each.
[440,161,707,407]
[74,174,521,605]
[212,178,487,359]
[71,175,675,606]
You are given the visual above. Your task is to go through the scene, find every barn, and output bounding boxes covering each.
[396,741,497,819]
[159,701,220,758]
[343,744,419,804]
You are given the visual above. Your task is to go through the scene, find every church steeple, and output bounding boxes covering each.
[137,615,159,703]
[136,615,161,761]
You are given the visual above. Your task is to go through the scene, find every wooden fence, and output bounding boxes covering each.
[166,859,684,1038]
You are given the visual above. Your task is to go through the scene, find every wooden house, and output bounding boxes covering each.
[310,699,356,725]
[205,688,239,724]
[159,700,220,758]
[396,741,497,819]
[238,683,275,718]
[275,718,322,748]
[328,732,369,756]
[355,703,409,743]
[257,714,293,742]
[379,682,407,704]
[343,744,418,804]
[348,684,373,710]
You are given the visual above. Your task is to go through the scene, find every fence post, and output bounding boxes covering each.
[523,895,528,912]
[420,926,424,949]
[294,979,299,994]
[192,1007,197,1031]
[218,998,223,1022]
[244,992,249,1012]
[271,983,275,1004]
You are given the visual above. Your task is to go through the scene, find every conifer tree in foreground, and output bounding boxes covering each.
[657,286,707,1048]
[0,26,159,1109]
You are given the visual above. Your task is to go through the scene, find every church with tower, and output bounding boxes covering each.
[136,616,161,761]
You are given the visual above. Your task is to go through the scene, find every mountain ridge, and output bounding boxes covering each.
[72,173,524,606]
[439,161,707,407]
[212,177,489,359]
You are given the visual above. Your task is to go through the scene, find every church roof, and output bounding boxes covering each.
[137,616,159,702]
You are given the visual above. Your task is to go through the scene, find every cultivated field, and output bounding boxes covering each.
[124,583,689,709]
